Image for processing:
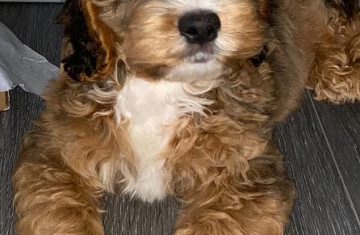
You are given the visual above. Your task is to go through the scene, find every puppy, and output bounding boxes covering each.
[13,0,360,234]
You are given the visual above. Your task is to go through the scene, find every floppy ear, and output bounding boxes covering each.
[57,0,117,82]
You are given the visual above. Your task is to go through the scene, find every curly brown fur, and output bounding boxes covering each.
[13,0,360,235]
[308,0,360,103]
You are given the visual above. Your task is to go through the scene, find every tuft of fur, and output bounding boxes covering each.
[308,1,360,103]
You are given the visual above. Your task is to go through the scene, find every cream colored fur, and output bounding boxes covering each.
[114,76,217,201]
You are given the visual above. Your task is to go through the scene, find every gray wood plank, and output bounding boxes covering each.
[306,91,360,222]
[0,88,46,235]
[0,4,63,235]
[275,94,360,235]
[103,195,179,235]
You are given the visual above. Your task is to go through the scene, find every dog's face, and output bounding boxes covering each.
[67,0,268,82]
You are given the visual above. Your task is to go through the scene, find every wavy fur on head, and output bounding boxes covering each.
[13,0,359,235]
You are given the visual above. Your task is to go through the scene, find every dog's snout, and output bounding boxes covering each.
[178,11,221,45]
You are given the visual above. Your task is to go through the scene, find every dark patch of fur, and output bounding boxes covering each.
[325,0,360,18]
[57,0,98,81]
[251,46,268,67]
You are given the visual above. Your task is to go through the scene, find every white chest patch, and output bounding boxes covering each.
[115,77,215,202]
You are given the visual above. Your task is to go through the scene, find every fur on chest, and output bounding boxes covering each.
[114,77,214,202]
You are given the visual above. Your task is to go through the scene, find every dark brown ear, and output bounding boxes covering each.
[57,0,117,82]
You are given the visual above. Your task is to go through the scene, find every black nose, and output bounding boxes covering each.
[178,11,221,45]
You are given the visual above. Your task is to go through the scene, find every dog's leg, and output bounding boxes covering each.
[172,153,295,235]
[12,89,128,235]
[11,75,128,234]
[13,148,105,235]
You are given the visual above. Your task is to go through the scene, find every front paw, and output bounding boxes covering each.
[174,216,243,235]
[174,210,285,235]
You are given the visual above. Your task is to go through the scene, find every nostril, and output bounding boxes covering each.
[178,10,221,45]
[207,13,221,31]
[207,27,217,40]
[185,26,199,38]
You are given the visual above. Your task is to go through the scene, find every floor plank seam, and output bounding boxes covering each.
[306,91,360,227]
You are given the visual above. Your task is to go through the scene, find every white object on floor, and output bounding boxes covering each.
[0,21,59,96]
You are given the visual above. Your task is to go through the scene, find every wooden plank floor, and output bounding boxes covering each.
[1,3,359,235]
